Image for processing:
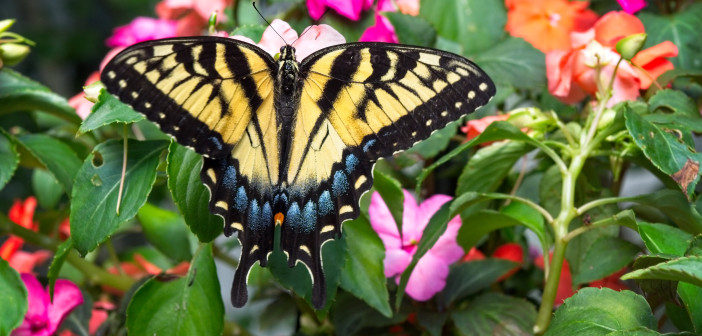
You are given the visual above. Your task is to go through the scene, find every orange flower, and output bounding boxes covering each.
[461,114,510,144]
[505,0,598,53]
[461,247,486,262]
[546,11,678,105]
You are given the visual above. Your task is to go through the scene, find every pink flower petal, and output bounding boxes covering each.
[258,19,299,57]
[400,190,421,242]
[293,24,346,61]
[403,252,450,301]
[429,216,464,262]
[106,17,178,48]
[21,273,49,322]
[384,249,412,278]
[369,192,402,249]
[46,279,84,334]
[359,14,398,43]
[8,251,52,274]
[617,0,646,14]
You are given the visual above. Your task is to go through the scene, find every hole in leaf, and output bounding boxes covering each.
[91,174,102,187]
[92,151,104,168]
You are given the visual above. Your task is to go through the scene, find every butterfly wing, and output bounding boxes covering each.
[281,43,496,307]
[101,37,281,307]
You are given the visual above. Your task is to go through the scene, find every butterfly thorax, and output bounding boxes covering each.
[276,45,300,117]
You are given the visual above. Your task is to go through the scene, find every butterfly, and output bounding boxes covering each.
[100,32,495,309]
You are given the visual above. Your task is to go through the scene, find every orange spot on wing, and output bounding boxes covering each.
[274,213,284,226]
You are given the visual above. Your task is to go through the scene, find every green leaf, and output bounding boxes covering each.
[456,209,525,251]
[48,238,73,299]
[417,310,447,336]
[631,255,679,308]
[406,121,458,158]
[572,237,640,285]
[473,37,546,89]
[545,288,656,335]
[0,68,81,124]
[0,259,27,336]
[646,69,702,98]
[79,89,144,134]
[638,222,693,256]
[502,201,550,257]
[32,169,63,209]
[420,0,506,56]
[166,142,222,242]
[625,108,702,198]
[268,229,347,313]
[438,259,519,307]
[417,121,538,194]
[127,243,224,336]
[71,139,167,254]
[0,129,18,190]
[648,89,699,117]
[457,141,531,195]
[639,3,702,70]
[678,282,702,333]
[137,203,193,263]
[373,170,404,237]
[633,189,702,234]
[332,291,409,336]
[622,255,702,288]
[384,12,436,47]
[451,292,536,336]
[16,134,82,194]
[340,216,391,317]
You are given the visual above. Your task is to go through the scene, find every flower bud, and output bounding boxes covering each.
[84,81,104,103]
[597,108,617,130]
[0,43,30,66]
[0,19,15,33]
[616,33,647,61]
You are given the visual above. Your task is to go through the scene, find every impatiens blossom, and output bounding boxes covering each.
[369,190,464,301]
[156,0,232,36]
[106,17,178,48]
[307,0,373,21]
[546,11,678,106]
[461,114,511,142]
[493,243,524,280]
[1,197,38,261]
[12,274,83,336]
[230,19,346,61]
[617,0,646,14]
[359,14,399,43]
[505,0,598,52]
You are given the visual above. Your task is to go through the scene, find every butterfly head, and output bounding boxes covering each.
[279,45,296,62]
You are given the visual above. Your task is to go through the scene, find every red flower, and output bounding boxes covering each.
[534,252,576,306]
[589,267,629,291]
[505,0,598,53]
[546,11,678,105]
[461,247,486,262]
[1,197,38,261]
[493,243,524,280]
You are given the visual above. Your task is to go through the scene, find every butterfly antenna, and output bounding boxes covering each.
[292,7,330,45]
[253,2,288,45]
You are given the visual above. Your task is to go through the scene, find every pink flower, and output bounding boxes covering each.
[617,0,646,13]
[369,190,464,301]
[546,11,678,105]
[11,274,83,336]
[7,251,52,275]
[230,19,346,61]
[106,17,178,48]
[156,0,232,36]
[359,14,399,43]
[306,0,373,21]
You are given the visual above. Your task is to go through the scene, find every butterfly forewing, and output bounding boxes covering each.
[100,36,495,310]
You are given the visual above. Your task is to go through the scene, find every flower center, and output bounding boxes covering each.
[29,316,48,332]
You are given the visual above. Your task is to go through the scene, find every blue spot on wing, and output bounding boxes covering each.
[223,166,237,190]
[318,190,333,216]
[286,202,302,230]
[209,136,223,151]
[363,139,376,153]
[235,186,248,211]
[262,202,273,226]
[248,200,261,231]
[302,201,316,233]
[345,154,359,174]
[332,170,349,197]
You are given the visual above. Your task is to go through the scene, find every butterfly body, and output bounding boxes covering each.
[101,35,495,309]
